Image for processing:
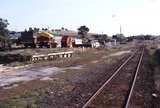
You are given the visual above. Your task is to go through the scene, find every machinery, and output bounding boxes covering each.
[20,31,57,48]
[37,32,57,48]
[61,36,72,48]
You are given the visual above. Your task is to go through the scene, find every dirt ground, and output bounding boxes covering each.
[0,44,154,108]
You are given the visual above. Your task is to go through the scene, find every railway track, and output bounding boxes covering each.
[82,48,144,108]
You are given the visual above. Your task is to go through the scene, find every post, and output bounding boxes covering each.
[120,25,122,34]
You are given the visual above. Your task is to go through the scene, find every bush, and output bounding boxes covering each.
[0,54,31,64]
[152,49,160,66]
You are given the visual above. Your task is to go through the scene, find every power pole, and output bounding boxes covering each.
[120,25,122,34]
[47,25,49,30]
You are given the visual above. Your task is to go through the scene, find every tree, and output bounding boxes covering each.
[29,27,34,32]
[0,18,9,49]
[112,33,125,42]
[61,27,65,30]
[78,25,89,38]
[42,28,48,31]
[65,28,68,31]
[33,27,40,32]
[0,18,9,40]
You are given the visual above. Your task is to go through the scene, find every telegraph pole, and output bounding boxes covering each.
[120,25,122,34]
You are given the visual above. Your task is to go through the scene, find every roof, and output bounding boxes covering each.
[37,32,54,38]
[52,30,78,37]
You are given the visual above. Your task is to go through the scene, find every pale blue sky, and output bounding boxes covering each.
[1,0,160,36]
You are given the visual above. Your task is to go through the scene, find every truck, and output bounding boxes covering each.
[72,38,93,48]
[20,31,57,48]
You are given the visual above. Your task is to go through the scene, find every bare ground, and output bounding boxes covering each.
[0,46,154,108]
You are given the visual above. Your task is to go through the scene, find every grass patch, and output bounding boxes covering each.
[150,49,160,91]
[0,99,38,108]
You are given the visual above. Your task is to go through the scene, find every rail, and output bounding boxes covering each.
[124,48,144,108]
[82,50,137,108]
[82,48,144,108]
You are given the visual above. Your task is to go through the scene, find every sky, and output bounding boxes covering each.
[1,0,160,36]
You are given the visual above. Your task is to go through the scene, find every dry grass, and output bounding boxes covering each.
[148,46,160,91]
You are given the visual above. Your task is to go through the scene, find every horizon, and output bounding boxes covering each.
[9,27,160,37]
[1,0,160,36]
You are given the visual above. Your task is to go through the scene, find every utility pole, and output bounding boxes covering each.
[47,25,49,30]
[112,14,122,34]
[120,25,122,34]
